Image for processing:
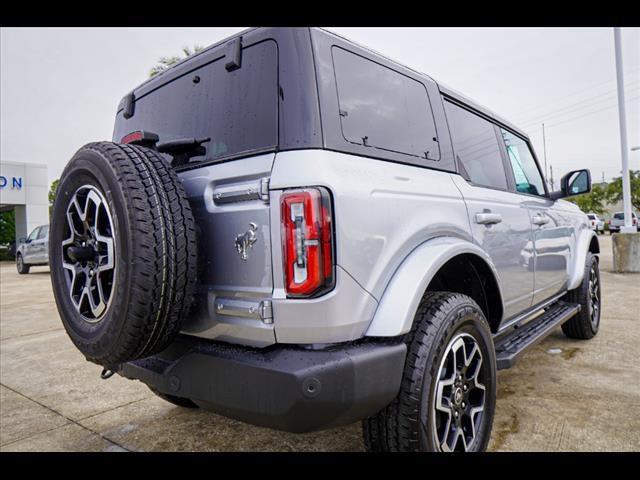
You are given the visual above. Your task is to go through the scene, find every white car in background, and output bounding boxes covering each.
[608,211,639,233]
[586,213,604,234]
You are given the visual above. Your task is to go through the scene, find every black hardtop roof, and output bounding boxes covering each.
[119,27,530,141]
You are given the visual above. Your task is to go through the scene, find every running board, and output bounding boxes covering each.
[494,301,581,370]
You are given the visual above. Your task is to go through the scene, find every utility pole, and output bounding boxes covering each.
[614,27,634,233]
[542,123,549,189]
[550,165,554,191]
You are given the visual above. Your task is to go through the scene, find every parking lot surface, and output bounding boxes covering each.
[1,234,638,451]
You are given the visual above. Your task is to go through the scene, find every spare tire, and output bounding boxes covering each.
[50,141,197,367]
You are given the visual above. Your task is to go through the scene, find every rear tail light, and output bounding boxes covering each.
[281,187,334,298]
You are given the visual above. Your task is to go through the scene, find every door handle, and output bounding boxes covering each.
[475,212,503,225]
[532,214,549,226]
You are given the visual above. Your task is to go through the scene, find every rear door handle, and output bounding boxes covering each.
[532,214,549,226]
[475,212,503,225]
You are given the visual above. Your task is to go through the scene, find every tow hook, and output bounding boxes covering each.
[100,368,116,380]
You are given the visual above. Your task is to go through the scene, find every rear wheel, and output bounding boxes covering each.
[562,252,601,340]
[16,253,30,274]
[49,141,197,367]
[363,292,496,452]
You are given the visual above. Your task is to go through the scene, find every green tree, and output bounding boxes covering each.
[605,170,640,211]
[49,178,59,218]
[0,210,16,245]
[567,183,608,214]
[149,45,204,78]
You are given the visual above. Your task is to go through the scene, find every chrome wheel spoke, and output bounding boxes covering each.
[61,185,116,323]
[432,332,487,452]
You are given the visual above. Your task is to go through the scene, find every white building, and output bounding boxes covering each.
[0,161,49,243]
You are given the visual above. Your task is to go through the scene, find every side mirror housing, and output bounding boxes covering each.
[18,237,26,244]
[550,169,591,200]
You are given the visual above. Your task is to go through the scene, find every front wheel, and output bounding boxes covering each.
[562,252,601,340]
[363,292,497,452]
[16,254,30,274]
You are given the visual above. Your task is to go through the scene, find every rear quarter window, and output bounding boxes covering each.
[115,39,278,166]
[331,46,440,161]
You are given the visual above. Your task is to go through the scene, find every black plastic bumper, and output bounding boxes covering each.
[118,335,407,433]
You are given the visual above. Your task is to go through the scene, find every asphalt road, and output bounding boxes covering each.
[1,234,638,451]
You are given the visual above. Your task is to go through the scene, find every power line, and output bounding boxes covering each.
[517,83,640,129]
[524,94,639,134]
[509,67,640,123]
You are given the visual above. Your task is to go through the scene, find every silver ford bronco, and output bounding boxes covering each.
[50,27,601,452]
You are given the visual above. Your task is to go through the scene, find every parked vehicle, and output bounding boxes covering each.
[608,211,639,233]
[16,225,49,274]
[49,28,602,452]
[587,213,604,234]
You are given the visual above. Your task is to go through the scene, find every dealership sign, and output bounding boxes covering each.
[0,175,23,189]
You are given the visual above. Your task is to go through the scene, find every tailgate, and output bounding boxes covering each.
[177,153,276,347]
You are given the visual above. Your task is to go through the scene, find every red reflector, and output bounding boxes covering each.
[121,131,144,144]
[120,130,159,147]
[281,187,334,298]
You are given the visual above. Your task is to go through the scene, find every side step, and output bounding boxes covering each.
[494,301,581,370]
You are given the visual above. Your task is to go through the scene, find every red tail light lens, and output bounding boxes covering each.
[281,187,334,298]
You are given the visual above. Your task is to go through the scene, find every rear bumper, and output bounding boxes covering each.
[117,335,406,433]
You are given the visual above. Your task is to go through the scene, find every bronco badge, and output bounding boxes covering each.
[235,222,258,261]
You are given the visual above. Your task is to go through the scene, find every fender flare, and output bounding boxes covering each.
[566,228,599,291]
[365,236,504,337]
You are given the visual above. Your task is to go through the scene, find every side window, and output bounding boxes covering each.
[27,227,40,241]
[500,129,546,196]
[332,47,440,160]
[444,101,508,190]
[37,226,48,239]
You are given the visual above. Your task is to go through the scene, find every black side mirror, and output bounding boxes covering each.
[550,169,591,200]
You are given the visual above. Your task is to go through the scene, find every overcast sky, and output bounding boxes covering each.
[1,27,639,188]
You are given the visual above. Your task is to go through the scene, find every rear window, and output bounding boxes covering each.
[614,213,624,219]
[587,214,595,220]
[116,40,278,166]
[331,47,440,161]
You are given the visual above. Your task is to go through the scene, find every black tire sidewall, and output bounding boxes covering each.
[418,300,497,452]
[50,148,133,362]
[16,253,28,274]
[585,253,601,335]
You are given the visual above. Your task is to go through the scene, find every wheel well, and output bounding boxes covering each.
[426,254,503,333]
[589,235,600,255]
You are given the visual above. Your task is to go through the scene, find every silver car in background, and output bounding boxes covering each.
[608,211,639,233]
[587,213,604,234]
[16,224,49,274]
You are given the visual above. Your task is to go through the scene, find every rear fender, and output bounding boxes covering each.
[365,237,503,337]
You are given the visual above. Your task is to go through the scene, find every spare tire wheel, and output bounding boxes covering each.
[49,141,197,367]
